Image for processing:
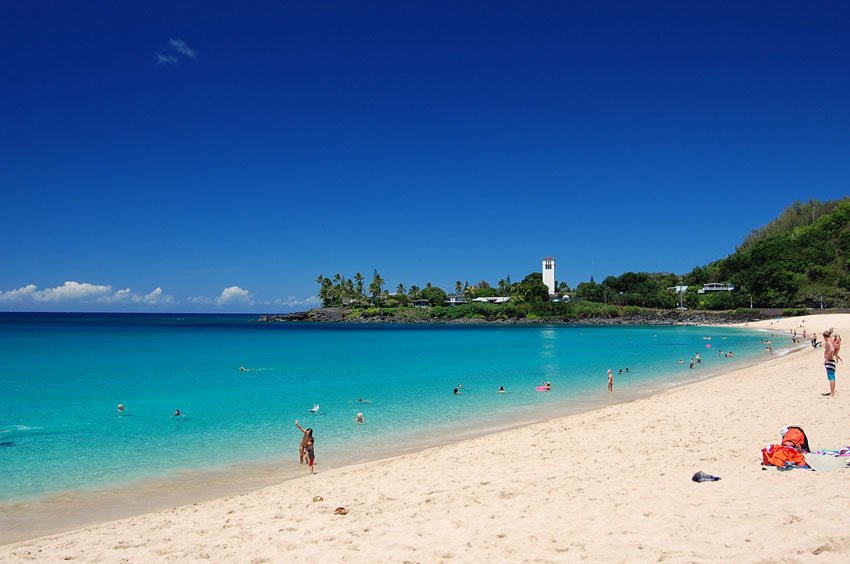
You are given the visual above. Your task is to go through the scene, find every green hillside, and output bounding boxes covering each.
[685,198,850,308]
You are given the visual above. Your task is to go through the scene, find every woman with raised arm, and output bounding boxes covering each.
[294,420,315,473]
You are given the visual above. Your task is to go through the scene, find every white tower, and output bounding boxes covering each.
[542,257,556,295]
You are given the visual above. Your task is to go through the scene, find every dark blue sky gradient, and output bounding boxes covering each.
[1,1,848,311]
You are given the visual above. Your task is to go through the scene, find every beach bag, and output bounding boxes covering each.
[781,426,810,453]
[762,444,809,468]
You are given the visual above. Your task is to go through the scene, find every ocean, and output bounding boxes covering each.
[0,313,782,505]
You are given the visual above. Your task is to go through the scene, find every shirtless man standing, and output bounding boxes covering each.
[823,329,838,397]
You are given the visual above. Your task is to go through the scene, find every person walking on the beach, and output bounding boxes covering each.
[295,419,315,472]
[607,369,613,392]
[823,329,839,397]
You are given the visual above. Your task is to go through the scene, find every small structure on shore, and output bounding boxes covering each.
[445,295,468,306]
[542,257,556,295]
[698,283,735,294]
[472,296,511,304]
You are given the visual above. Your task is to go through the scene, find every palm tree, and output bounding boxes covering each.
[409,285,420,297]
[396,283,406,295]
[455,281,463,295]
[354,272,365,297]
[369,271,385,298]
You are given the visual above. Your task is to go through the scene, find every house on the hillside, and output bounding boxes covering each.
[471,296,511,304]
[445,295,468,306]
[698,283,735,294]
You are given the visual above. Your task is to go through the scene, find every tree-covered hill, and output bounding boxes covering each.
[302,198,850,321]
[685,198,850,308]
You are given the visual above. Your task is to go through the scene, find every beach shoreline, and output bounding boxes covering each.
[0,324,789,546]
[3,315,849,562]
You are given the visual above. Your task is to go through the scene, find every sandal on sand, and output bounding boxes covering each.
[334,507,349,515]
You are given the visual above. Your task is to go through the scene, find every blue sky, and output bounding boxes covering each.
[1,1,848,312]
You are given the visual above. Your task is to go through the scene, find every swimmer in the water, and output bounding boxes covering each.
[117,404,124,413]
[453,387,459,395]
[498,386,505,393]
[357,398,372,403]
[309,404,320,413]
[173,409,181,416]
[240,366,246,372]
[355,412,364,424]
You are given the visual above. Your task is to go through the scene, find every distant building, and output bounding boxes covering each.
[411,299,431,308]
[445,295,468,306]
[698,283,735,294]
[471,296,511,304]
[542,257,556,295]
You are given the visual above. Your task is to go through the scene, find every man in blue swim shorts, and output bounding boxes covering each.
[823,329,838,397]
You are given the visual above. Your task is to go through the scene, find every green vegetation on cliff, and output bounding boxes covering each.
[684,198,850,308]
[308,198,850,320]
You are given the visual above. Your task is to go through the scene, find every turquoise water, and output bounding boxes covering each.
[0,313,781,502]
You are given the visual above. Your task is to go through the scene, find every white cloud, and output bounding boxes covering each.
[156,38,197,65]
[273,295,320,307]
[156,53,178,65]
[216,286,254,305]
[168,39,197,59]
[0,284,39,302]
[0,282,174,307]
[141,287,174,305]
[98,288,133,303]
[38,281,113,302]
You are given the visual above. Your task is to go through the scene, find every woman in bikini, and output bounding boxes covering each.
[295,420,315,473]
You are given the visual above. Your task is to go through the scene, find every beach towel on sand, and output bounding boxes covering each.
[762,444,810,469]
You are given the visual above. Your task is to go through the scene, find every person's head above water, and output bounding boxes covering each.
[173,409,181,416]
[117,404,124,412]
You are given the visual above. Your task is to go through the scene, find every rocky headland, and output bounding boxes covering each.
[258,307,784,325]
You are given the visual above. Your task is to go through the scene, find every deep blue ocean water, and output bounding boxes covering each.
[0,313,781,502]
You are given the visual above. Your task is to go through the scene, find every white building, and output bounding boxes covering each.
[542,257,556,295]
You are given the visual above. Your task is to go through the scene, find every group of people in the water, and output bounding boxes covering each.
[115,404,186,418]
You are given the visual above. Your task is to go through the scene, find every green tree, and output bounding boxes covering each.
[421,286,448,307]
[354,272,365,297]
[511,273,550,304]
[369,270,385,298]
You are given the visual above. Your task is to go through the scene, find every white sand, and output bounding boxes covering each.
[3,315,850,562]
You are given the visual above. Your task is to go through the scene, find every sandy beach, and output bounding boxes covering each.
[3,315,849,563]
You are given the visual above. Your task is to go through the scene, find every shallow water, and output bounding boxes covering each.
[0,313,784,506]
